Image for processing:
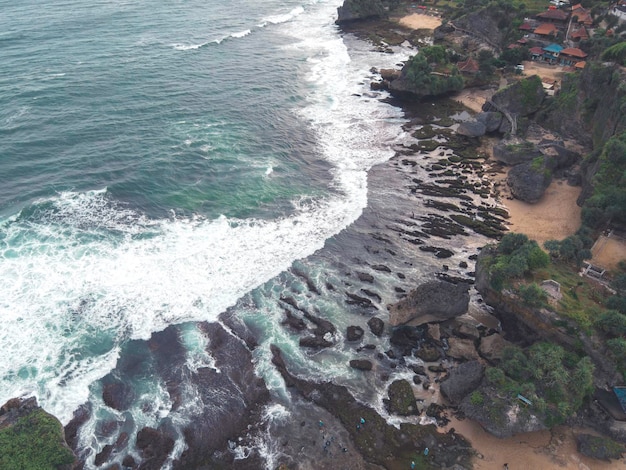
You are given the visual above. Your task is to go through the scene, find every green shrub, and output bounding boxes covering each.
[0,409,75,470]
[518,283,547,307]
[470,391,485,406]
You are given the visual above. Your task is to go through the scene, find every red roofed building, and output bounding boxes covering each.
[530,46,544,60]
[560,47,588,65]
[570,26,589,41]
[534,23,559,38]
[519,22,533,31]
[571,4,593,25]
[537,8,570,26]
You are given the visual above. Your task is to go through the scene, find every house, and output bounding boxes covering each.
[536,8,570,27]
[519,22,534,32]
[533,22,559,39]
[560,47,587,65]
[457,58,480,74]
[542,43,564,63]
[575,60,586,69]
[571,4,593,26]
[530,46,544,60]
[569,26,589,41]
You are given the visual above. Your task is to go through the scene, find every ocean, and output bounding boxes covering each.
[0,0,489,467]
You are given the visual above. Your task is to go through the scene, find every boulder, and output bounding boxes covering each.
[136,427,175,470]
[446,337,479,360]
[538,142,580,170]
[493,139,542,166]
[479,333,511,362]
[440,361,484,405]
[349,359,373,371]
[336,0,387,24]
[380,68,401,82]
[483,75,545,117]
[385,380,419,416]
[300,336,334,348]
[387,279,470,326]
[427,323,441,343]
[390,325,423,355]
[460,383,547,437]
[346,325,365,342]
[577,433,625,461]
[507,159,552,203]
[102,380,135,411]
[457,119,486,138]
[476,111,503,133]
[415,343,441,362]
[367,317,385,337]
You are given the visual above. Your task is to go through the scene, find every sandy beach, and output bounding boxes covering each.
[444,418,626,470]
[502,179,582,247]
[397,12,442,30]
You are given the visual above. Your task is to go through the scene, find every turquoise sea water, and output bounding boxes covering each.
[1,0,424,465]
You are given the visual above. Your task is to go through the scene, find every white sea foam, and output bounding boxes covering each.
[259,6,305,27]
[172,41,210,51]
[231,29,251,38]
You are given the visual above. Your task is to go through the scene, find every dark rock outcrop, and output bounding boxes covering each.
[457,119,486,137]
[479,333,511,362]
[460,381,547,437]
[483,75,545,118]
[577,433,625,461]
[493,139,542,166]
[173,322,270,468]
[367,316,384,336]
[507,158,552,203]
[270,345,473,469]
[346,325,365,341]
[102,379,135,411]
[476,111,503,133]
[136,427,175,470]
[440,361,484,405]
[446,337,479,360]
[336,0,387,24]
[387,278,471,326]
[350,359,373,371]
[385,379,419,415]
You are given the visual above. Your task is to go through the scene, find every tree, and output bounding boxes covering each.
[595,310,626,336]
[601,41,626,64]
[518,283,547,307]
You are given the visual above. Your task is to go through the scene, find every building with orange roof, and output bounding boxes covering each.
[560,47,588,65]
[570,26,589,41]
[533,22,559,39]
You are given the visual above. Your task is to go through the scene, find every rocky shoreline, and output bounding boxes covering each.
[4,3,626,470]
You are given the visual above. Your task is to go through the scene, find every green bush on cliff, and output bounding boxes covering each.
[486,233,549,290]
[403,47,464,97]
[0,408,75,469]
[582,131,626,228]
[601,41,626,66]
[493,343,594,426]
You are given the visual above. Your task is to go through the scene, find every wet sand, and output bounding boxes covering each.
[443,418,626,470]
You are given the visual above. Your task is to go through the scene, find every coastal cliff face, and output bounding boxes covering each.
[336,0,390,24]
